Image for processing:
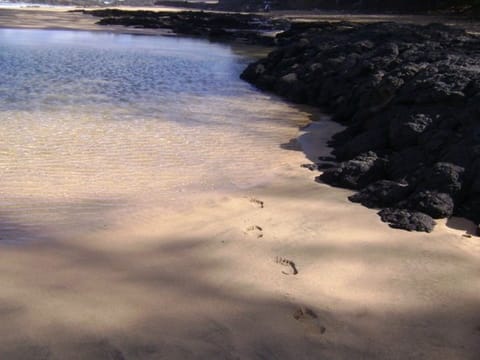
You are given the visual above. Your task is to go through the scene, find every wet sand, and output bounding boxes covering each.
[0,7,479,359]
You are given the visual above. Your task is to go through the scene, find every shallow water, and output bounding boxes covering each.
[0,29,315,242]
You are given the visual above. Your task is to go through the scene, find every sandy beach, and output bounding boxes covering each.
[2,5,480,34]
[0,7,479,359]
[0,6,184,35]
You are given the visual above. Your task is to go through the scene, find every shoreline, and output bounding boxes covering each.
[74,7,480,232]
[3,6,480,35]
[0,8,479,359]
[241,20,480,233]
[0,7,178,35]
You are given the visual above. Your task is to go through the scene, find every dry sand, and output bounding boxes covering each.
[0,6,186,35]
[0,8,479,360]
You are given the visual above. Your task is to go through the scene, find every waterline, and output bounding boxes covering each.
[0,29,314,242]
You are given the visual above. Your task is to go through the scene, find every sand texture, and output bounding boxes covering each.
[0,8,479,360]
[0,114,477,359]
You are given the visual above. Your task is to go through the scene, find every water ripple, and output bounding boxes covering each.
[0,29,314,242]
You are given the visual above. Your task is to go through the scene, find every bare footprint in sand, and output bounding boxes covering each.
[245,225,263,238]
[249,197,264,209]
[275,256,298,275]
[293,307,318,320]
[293,307,326,335]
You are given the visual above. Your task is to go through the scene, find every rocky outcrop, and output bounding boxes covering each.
[217,0,473,13]
[349,180,411,208]
[241,21,480,232]
[84,9,288,45]
[378,208,436,233]
[317,151,387,189]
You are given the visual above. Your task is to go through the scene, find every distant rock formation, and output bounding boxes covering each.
[217,0,477,13]
[86,9,288,45]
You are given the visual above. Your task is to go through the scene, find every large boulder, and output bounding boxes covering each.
[378,208,436,233]
[349,180,411,208]
[387,146,427,181]
[388,113,433,149]
[418,162,465,198]
[334,126,389,160]
[318,151,387,190]
[401,191,455,219]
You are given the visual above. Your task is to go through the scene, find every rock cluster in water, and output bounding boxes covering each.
[84,9,288,45]
[241,21,480,232]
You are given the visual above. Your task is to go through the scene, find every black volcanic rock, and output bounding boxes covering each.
[318,151,387,190]
[349,180,411,208]
[241,21,480,231]
[418,162,465,199]
[86,9,288,45]
[400,191,455,219]
[388,113,433,149]
[378,208,436,233]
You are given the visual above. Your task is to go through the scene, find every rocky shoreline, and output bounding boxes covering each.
[242,21,480,233]
[88,10,480,233]
[82,9,289,45]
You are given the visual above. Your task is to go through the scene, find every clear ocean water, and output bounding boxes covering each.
[0,29,312,241]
